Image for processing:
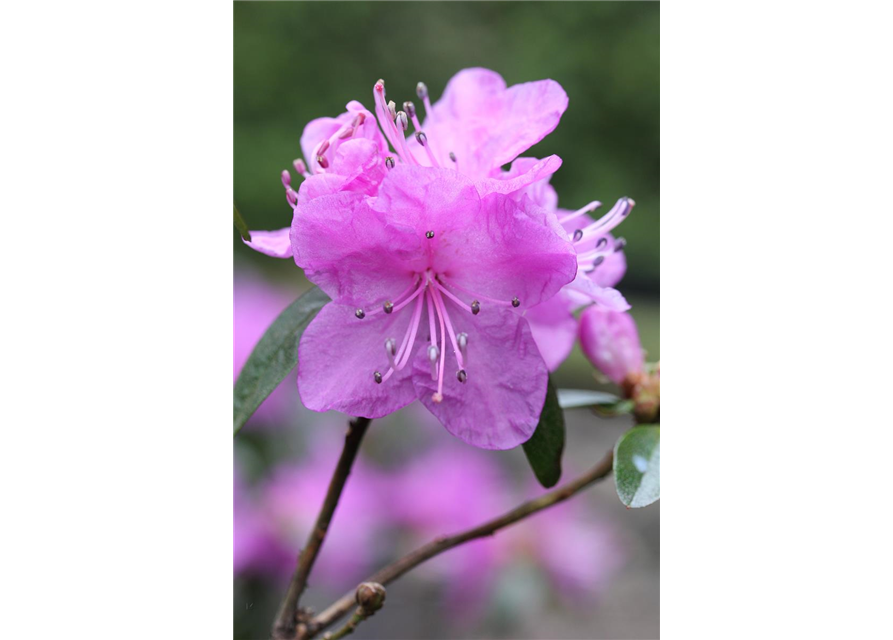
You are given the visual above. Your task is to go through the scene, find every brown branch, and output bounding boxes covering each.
[272,417,373,640]
[302,447,615,639]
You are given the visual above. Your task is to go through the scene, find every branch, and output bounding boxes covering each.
[303,447,615,638]
[273,417,373,640]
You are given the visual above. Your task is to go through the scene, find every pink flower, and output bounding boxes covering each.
[234,464,290,576]
[262,434,390,589]
[242,70,585,447]
[578,306,645,385]
[389,441,624,614]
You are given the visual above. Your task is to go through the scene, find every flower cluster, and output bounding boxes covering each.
[245,68,634,449]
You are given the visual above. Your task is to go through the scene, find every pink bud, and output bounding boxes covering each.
[280,169,291,188]
[579,307,644,385]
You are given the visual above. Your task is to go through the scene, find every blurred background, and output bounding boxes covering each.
[234,2,659,639]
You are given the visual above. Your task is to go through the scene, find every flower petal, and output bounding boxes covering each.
[524,294,578,371]
[300,101,387,175]
[297,302,417,418]
[291,191,421,306]
[412,307,548,450]
[297,139,386,204]
[424,68,569,176]
[565,272,631,312]
[476,155,562,200]
[243,227,293,259]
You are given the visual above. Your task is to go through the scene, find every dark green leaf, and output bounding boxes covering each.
[233,286,329,435]
[233,204,251,241]
[522,376,565,488]
[614,425,660,508]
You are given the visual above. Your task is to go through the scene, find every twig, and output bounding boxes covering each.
[303,447,615,638]
[321,583,386,640]
[272,417,373,640]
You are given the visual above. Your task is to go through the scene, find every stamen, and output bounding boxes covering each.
[415,131,427,145]
[374,371,383,384]
[457,332,468,359]
[430,279,471,313]
[383,301,394,314]
[416,81,433,121]
[449,152,457,163]
[439,277,516,308]
[385,338,397,368]
[355,309,366,319]
[373,79,407,163]
[592,256,605,268]
[285,187,297,206]
[457,370,467,383]
[430,283,448,401]
[293,158,309,178]
[415,131,442,167]
[471,300,481,315]
[577,197,635,238]
[431,286,465,370]
[317,140,330,156]
[385,156,395,170]
[427,344,440,380]
[396,111,409,132]
[338,127,354,139]
[281,170,291,188]
[382,290,426,383]
[597,237,608,250]
[512,297,521,308]
[573,229,583,242]
[403,101,416,121]
[316,155,329,169]
[387,100,397,120]
[614,237,627,251]
[363,276,424,319]
[558,201,602,225]
[425,230,435,239]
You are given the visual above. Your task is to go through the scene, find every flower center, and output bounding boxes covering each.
[357,269,519,404]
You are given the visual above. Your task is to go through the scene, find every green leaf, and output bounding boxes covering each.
[593,398,636,418]
[233,204,251,241]
[614,425,660,508]
[522,376,565,488]
[557,389,621,409]
[233,286,329,435]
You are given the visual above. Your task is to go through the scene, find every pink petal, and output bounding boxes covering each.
[565,272,631,312]
[297,139,386,204]
[300,101,387,175]
[291,191,421,306]
[424,68,569,176]
[243,227,292,259]
[412,308,548,450]
[524,293,578,371]
[297,302,417,418]
[476,155,562,200]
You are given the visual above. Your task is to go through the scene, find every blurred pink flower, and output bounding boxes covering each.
[262,435,390,589]
[389,442,624,615]
[233,273,297,426]
[579,306,645,385]
[234,464,290,576]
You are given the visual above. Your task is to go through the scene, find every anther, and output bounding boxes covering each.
[457,332,468,356]
[614,237,627,251]
[427,344,440,362]
[383,301,394,314]
[385,338,397,368]
[449,152,457,163]
[396,111,409,131]
[385,156,396,170]
[592,256,605,267]
[573,229,583,242]
[281,170,291,188]
[596,237,608,249]
[425,230,435,239]
[317,155,329,169]
[403,101,416,119]
[375,79,385,92]
[285,188,297,206]
[293,159,307,175]
[415,131,427,146]
[354,112,366,127]
[471,300,481,315]
[374,371,383,384]
[355,309,366,319]
[457,369,467,383]
[387,100,397,120]
[338,127,354,139]
[317,140,330,155]
[416,82,428,99]
[512,297,521,308]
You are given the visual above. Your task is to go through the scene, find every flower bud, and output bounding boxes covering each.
[355,582,386,613]
[579,307,644,386]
